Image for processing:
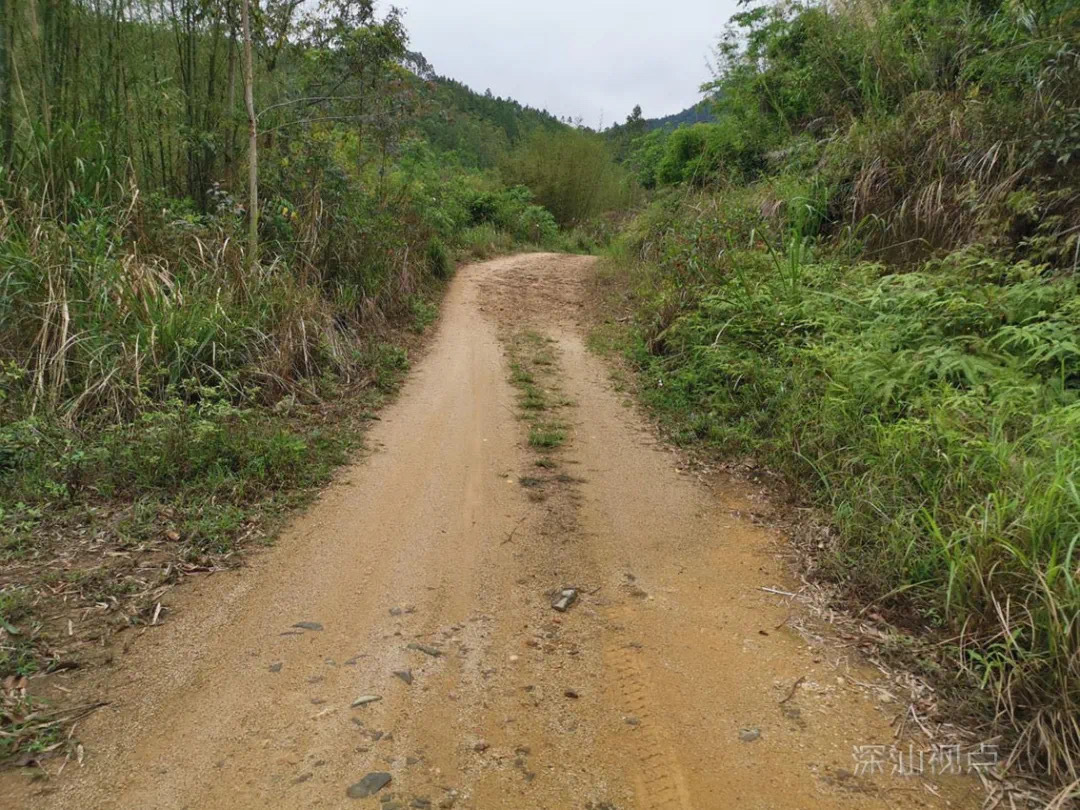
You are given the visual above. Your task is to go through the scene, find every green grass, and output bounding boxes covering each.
[409,296,439,334]
[528,423,567,449]
[510,363,535,385]
[505,331,569,453]
[521,386,548,411]
[0,588,36,678]
[458,224,515,260]
[0,347,413,564]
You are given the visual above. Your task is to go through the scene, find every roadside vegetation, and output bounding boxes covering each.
[599,0,1080,796]
[0,0,630,762]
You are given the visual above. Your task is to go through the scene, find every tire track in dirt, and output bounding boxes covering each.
[604,639,692,810]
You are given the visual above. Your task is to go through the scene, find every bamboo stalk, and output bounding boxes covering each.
[240,0,257,270]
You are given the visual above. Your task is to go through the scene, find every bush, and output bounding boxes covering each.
[426,238,452,279]
[515,205,558,244]
[501,129,637,225]
[654,121,765,186]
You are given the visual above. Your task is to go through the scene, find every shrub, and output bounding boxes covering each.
[654,121,766,186]
[501,129,637,224]
[426,238,452,279]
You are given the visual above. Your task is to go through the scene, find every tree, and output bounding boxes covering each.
[241,0,259,268]
[609,103,647,162]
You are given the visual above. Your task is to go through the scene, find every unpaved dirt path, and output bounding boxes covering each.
[4,255,980,810]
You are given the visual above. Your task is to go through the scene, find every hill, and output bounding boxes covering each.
[416,76,567,167]
[644,103,714,130]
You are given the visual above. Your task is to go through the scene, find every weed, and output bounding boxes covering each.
[409,296,439,334]
[521,386,548,411]
[528,424,567,449]
[510,364,535,385]
[426,238,452,280]
[506,331,569,453]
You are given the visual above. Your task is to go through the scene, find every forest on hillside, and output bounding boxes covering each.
[598,0,1080,799]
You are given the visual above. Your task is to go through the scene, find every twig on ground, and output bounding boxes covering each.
[779,675,806,705]
[501,514,529,545]
[759,586,796,598]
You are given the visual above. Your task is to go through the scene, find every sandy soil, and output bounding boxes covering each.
[1,254,982,810]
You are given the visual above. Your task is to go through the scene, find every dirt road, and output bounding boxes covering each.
[5,255,979,809]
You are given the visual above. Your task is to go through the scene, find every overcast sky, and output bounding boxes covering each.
[391,1,741,128]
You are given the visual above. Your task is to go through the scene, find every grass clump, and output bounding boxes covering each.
[521,386,548,411]
[527,424,567,450]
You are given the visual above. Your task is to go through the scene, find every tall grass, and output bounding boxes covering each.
[0,191,411,422]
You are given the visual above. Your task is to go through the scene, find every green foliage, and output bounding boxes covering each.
[461,185,559,244]
[506,330,570,453]
[613,177,1080,784]
[415,77,565,168]
[458,223,515,260]
[501,129,638,225]
[425,237,452,279]
[625,130,667,189]
[604,7,1080,785]
[638,0,1080,264]
[409,295,439,333]
[655,120,765,186]
[528,424,566,449]
[0,393,358,559]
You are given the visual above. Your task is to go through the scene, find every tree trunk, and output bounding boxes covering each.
[0,0,11,169]
[225,26,237,174]
[240,0,257,269]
